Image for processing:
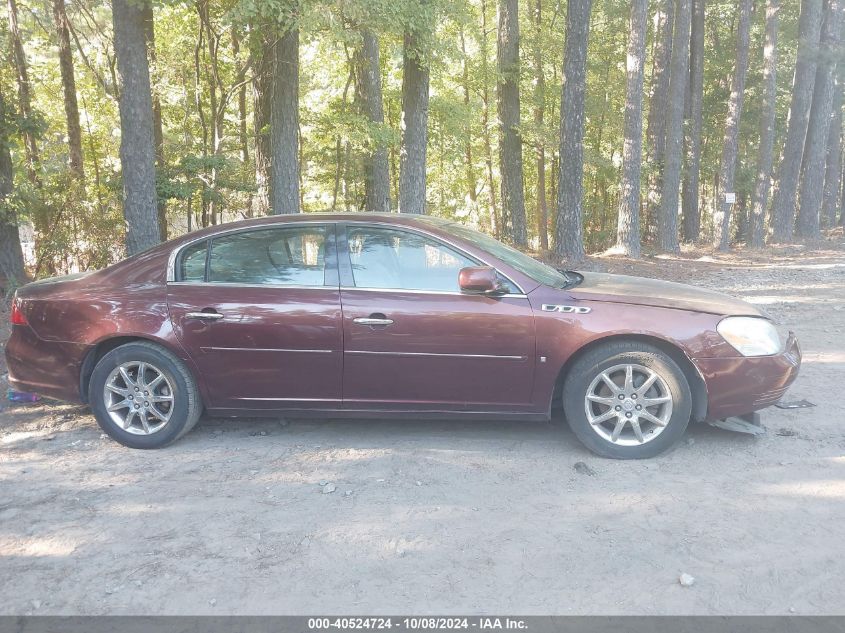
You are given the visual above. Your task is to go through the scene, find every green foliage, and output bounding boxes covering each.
[1,0,820,274]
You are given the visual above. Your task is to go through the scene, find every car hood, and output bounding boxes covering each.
[569,272,763,317]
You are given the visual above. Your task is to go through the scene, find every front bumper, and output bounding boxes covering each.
[695,332,801,421]
[5,324,90,403]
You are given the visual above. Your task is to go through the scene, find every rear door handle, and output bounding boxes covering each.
[353,317,394,326]
[186,311,224,321]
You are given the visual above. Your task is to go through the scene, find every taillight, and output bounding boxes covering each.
[10,299,28,326]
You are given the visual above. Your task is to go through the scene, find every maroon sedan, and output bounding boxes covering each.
[5,213,801,458]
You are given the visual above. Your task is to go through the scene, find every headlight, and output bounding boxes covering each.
[717,316,783,356]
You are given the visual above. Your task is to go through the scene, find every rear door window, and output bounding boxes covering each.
[206,226,328,286]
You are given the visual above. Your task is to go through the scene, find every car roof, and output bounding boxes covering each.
[111,211,538,294]
[163,212,460,249]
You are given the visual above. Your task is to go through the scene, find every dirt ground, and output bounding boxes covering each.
[1,234,844,615]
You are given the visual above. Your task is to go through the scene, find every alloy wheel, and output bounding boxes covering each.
[103,361,174,435]
[584,363,673,446]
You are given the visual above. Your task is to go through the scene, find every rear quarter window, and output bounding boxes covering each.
[178,240,208,282]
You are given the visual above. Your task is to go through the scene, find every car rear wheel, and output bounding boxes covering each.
[89,341,202,449]
[562,341,692,459]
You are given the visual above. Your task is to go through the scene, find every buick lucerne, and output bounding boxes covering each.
[5,213,801,458]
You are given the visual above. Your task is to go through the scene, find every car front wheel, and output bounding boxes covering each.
[89,341,203,449]
[562,341,692,459]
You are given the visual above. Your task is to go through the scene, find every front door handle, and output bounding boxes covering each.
[353,316,394,326]
[186,311,224,321]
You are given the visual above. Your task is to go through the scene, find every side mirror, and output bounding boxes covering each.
[458,266,506,295]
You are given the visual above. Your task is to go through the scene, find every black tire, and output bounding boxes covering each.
[562,341,692,459]
[88,341,203,449]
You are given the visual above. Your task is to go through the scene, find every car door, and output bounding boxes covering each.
[338,223,536,412]
[167,223,343,410]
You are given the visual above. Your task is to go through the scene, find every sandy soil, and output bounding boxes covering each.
[1,234,844,615]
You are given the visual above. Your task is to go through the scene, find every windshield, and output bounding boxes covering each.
[419,217,573,289]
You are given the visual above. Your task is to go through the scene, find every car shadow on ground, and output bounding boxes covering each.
[0,397,763,457]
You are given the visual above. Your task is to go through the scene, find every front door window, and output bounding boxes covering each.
[346,226,475,292]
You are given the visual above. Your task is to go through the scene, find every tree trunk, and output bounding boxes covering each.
[657,0,691,253]
[770,0,824,242]
[398,29,430,215]
[52,0,84,180]
[532,0,548,251]
[460,29,477,207]
[615,0,649,257]
[7,0,40,188]
[735,192,748,243]
[193,15,210,227]
[749,0,780,248]
[270,27,300,214]
[197,0,226,226]
[253,33,272,216]
[713,0,752,251]
[497,0,527,245]
[644,0,675,242]
[822,73,844,227]
[797,0,845,238]
[0,89,27,285]
[142,2,167,240]
[232,30,250,164]
[480,0,500,235]
[354,30,391,212]
[841,151,845,225]
[681,0,704,243]
[335,64,354,210]
[112,0,161,255]
[554,0,592,261]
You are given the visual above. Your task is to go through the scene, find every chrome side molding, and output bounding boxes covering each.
[185,312,224,321]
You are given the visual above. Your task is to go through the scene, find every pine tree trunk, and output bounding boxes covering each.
[193,19,210,228]
[644,0,675,242]
[532,0,549,251]
[253,34,272,216]
[554,0,592,261]
[52,0,84,180]
[713,0,752,251]
[797,0,845,238]
[657,0,691,253]
[460,29,477,206]
[749,0,780,248]
[142,2,166,240]
[681,0,704,243]
[822,74,844,227]
[198,0,225,226]
[270,27,300,214]
[616,0,648,257]
[112,0,161,255]
[841,152,845,225]
[480,0,500,235]
[0,89,27,285]
[770,0,824,242]
[497,0,527,245]
[355,30,391,212]
[398,29,430,215]
[232,30,250,165]
[7,0,40,187]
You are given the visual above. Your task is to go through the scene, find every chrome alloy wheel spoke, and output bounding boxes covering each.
[584,363,674,447]
[103,361,174,436]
